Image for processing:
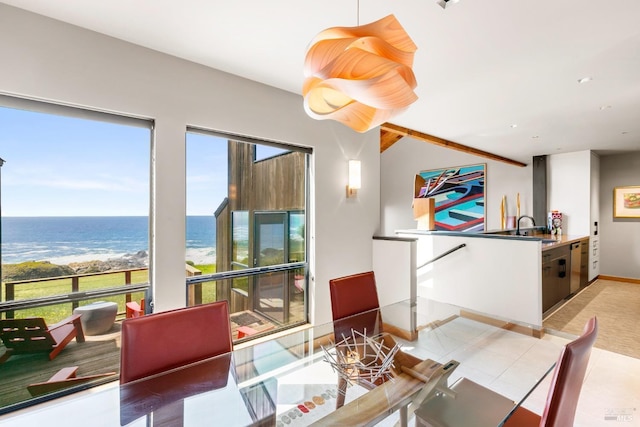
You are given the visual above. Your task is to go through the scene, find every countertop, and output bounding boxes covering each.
[392,229,589,252]
[539,234,589,251]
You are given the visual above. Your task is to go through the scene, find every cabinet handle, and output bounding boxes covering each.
[558,258,567,278]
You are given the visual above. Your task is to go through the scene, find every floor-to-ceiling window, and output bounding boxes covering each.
[185,129,309,340]
[0,95,152,412]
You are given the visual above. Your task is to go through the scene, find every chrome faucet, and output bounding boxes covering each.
[516,215,536,235]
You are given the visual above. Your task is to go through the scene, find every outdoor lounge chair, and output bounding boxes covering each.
[125,299,145,318]
[27,366,116,397]
[0,314,85,363]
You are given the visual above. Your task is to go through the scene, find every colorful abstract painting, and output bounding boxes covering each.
[417,163,486,232]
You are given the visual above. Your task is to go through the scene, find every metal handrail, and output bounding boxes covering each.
[187,261,306,284]
[0,282,149,313]
[417,243,466,270]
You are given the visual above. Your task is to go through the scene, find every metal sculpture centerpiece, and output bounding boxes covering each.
[322,329,400,392]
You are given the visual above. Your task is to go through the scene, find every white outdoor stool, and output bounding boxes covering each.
[73,301,118,335]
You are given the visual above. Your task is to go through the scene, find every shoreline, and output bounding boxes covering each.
[1,253,216,281]
[2,247,221,268]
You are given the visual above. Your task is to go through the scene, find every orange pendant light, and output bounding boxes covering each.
[303,14,418,133]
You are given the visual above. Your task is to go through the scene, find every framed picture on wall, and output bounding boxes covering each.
[613,186,640,218]
[415,163,486,231]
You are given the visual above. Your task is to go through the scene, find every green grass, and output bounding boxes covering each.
[1,261,301,323]
[192,264,217,303]
[193,264,216,275]
[2,270,149,324]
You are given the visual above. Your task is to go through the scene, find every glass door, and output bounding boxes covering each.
[253,212,288,323]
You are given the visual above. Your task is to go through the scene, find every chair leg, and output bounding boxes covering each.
[336,376,347,409]
[27,367,116,397]
[399,405,408,427]
[71,316,85,343]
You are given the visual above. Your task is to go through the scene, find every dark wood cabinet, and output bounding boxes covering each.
[541,262,556,312]
[541,244,570,313]
[579,237,589,287]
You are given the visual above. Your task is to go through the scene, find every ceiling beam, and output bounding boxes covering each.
[380,129,404,153]
[380,122,527,167]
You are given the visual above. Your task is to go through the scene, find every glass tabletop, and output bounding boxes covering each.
[0,297,559,427]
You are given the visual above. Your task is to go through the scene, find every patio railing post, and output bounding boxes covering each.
[5,282,14,319]
[71,277,80,311]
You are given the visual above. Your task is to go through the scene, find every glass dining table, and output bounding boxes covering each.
[0,297,559,427]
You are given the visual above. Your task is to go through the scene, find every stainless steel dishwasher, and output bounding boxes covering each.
[570,241,581,294]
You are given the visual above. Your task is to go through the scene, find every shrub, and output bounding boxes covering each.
[2,261,75,281]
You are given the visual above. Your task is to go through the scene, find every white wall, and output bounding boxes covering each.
[0,4,379,324]
[379,136,532,235]
[373,237,416,305]
[547,151,592,236]
[394,232,543,328]
[599,152,640,279]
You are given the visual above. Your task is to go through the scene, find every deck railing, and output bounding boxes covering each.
[1,268,150,320]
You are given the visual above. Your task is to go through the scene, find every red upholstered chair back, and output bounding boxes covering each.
[329,271,380,321]
[120,301,233,384]
[540,316,598,427]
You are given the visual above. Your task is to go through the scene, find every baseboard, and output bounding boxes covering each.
[460,310,544,338]
[383,322,418,342]
[598,275,640,284]
[416,314,458,332]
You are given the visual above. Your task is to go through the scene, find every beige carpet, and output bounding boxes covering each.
[543,279,640,360]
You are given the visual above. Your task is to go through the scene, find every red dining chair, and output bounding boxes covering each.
[329,271,422,408]
[120,301,233,384]
[329,271,381,322]
[415,316,598,427]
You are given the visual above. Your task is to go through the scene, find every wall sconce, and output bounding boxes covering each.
[347,160,361,198]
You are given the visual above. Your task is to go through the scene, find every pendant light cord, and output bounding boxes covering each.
[357,0,360,26]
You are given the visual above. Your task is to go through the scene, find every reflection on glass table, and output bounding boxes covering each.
[0,297,560,427]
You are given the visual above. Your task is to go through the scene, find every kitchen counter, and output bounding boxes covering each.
[539,234,590,313]
[391,229,592,323]
[539,234,589,251]
[480,227,588,251]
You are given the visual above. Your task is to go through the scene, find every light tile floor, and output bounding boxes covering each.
[379,317,640,427]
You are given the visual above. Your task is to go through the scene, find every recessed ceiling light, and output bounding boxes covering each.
[532,135,539,139]
[599,105,611,110]
[436,0,460,9]
[510,124,517,128]
[578,77,593,84]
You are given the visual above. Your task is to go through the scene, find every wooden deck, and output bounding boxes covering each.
[0,307,302,412]
[0,323,121,409]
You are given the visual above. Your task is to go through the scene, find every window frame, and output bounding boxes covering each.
[185,127,311,330]
[0,95,154,314]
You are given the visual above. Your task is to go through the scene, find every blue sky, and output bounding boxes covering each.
[0,106,228,216]
[186,132,228,215]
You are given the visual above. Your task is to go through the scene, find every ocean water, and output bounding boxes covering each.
[1,216,216,265]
